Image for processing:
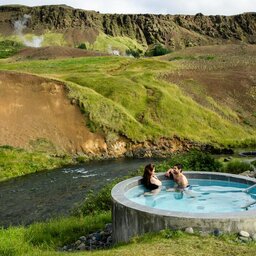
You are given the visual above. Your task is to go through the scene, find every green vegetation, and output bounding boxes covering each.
[145,43,171,56]
[85,33,145,56]
[0,56,255,146]
[1,221,256,256]
[0,213,111,256]
[77,43,87,49]
[0,156,256,256]
[222,160,254,174]
[0,33,67,47]
[169,55,215,61]
[0,146,73,181]
[157,150,222,172]
[0,40,24,58]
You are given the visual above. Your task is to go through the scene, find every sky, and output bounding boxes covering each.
[0,0,255,15]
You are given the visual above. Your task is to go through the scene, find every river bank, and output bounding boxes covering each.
[0,157,159,227]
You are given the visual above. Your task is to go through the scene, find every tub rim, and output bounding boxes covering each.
[111,171,256,219]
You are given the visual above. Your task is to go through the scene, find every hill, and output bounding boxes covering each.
[0,5,255,54]
[12,46,108,60]
[0,71,106,155]
[0,44,255,158]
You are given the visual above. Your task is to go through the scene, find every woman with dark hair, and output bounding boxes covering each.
[142,163,162,193]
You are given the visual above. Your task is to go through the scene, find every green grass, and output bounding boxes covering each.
[0,56,255,146]
[85,33,145,55]
[0,146,73,181]
[222,160,254,174]
[1,216,255,256]
[0,33,68,47]
[0,213,111,256]
[0,32,144,54]
[0,40,24,58]
[1,157,256,256]
[169,55,215,61]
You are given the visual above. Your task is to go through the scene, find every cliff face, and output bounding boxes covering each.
[0,5,255,49]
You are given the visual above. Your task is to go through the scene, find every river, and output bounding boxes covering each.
[0,158,160,227]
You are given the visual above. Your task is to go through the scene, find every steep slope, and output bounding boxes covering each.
[159,44,256,128]
[0,5,255,52]
[0,45,255,158]
[0,71,106,155]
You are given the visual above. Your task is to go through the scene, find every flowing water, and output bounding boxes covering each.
[0,158,159,227]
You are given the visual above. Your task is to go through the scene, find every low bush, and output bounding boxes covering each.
[72,167,143,216]
[222,160,254,174]
[145,44,171,56]
[0,40,23,58]
[158,150,222,172]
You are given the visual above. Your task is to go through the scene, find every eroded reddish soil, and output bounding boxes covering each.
[0,71,107,154]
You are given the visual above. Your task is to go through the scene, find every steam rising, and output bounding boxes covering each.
[14,14,44,48]
[108,45,120,56]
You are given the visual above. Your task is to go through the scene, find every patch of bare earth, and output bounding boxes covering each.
[13,46,108,61]
[0,71,107,155]
[160,44,256,126]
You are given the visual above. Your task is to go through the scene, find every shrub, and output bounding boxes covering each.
[0,40,24,58]
[126,48,143,58]
[159,150,222,172]
[145,44,171,56]
[72,167,143,216]
[77,43,87,49]
[186,150,222,172]
[222,160,254,174]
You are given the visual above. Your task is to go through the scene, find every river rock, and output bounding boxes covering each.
[79,236,86,242]
[77,243,86,250]
[62,223,113,252]
[184,227,194,234]
[75,239,81,246]
[239,171,255,178]
[239,236,251,242]
[213,229,223,236]
[239,230,250,238]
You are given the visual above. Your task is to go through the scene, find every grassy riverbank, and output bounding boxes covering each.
[1,153,255,255]
[0,146,74,182]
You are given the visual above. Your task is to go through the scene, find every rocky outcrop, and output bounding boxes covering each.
[0,5,255,49]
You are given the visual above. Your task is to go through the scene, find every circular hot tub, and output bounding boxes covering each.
[111,172,256,243]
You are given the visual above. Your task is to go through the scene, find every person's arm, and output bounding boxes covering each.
[165,168,173,177]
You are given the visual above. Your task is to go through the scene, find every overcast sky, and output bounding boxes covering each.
[0,0,255,15]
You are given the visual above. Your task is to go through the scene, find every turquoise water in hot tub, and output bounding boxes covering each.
[125,179,256,213]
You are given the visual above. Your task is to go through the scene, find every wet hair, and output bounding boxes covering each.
[142,163,155,187]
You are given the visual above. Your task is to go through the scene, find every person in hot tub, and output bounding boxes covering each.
[165,163,191,191]
[141,163,162,195]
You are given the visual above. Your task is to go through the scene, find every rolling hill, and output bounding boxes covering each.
[0,5,255,160]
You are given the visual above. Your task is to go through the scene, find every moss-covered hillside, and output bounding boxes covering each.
[0,44,255,154]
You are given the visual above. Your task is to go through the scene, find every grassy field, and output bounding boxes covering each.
[0,54,255,147]
[0,40,24,58]
[0,146,73,181]
[1,221,256,256]
[0,32,145,56]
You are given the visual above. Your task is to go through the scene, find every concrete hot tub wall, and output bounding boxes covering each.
[111,172,256,243]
